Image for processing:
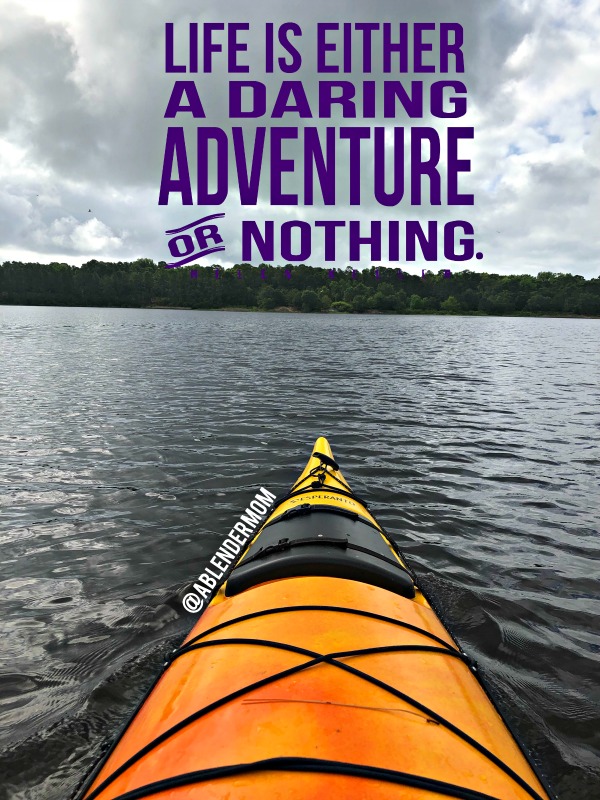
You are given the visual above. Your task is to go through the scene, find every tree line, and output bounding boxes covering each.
[1,259,599,316]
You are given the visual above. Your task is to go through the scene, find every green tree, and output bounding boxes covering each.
[527,293,554,313]
[392,290,407,311]
[441,295,461,313]
[352,294,368,312]
[317,287,332,309]
[576,294,600,315]
[257,285,279,310]
[300,289,321,312]
[330,301,353,313]
[422,297,439,311]
[370,291,396,311]
[286,288,302,309]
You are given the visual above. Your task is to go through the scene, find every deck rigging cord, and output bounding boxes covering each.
[82,604,545,800]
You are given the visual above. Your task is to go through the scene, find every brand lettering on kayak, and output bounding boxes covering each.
[181,486,277,613]
[291,493,356,505]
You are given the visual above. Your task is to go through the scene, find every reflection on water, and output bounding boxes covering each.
[0,306,599,799]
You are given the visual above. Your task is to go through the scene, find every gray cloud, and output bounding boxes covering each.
[0,0,598,276]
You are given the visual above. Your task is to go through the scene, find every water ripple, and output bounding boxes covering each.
[0,307,598,799]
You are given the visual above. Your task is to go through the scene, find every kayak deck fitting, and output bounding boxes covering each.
[76,437,553,800]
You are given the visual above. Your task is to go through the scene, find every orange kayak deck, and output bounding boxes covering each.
[78,437,553,800]
[82,577,551,800]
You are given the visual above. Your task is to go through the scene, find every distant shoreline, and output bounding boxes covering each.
[3,302,599,319]
[2,261,599,317]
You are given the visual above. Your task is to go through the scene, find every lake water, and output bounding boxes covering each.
[0,306,598,799]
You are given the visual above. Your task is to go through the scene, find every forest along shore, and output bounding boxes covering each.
[1,260,600,316]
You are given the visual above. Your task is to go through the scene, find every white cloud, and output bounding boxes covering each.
[31,215,123,253]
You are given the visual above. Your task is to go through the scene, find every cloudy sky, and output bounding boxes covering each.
[1,0,599,276]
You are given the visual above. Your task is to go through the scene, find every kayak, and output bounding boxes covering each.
[76,437,554,800]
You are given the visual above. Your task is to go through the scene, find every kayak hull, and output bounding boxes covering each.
[79,438,552,800]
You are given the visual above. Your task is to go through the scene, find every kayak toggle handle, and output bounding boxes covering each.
[312,451,340,471]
